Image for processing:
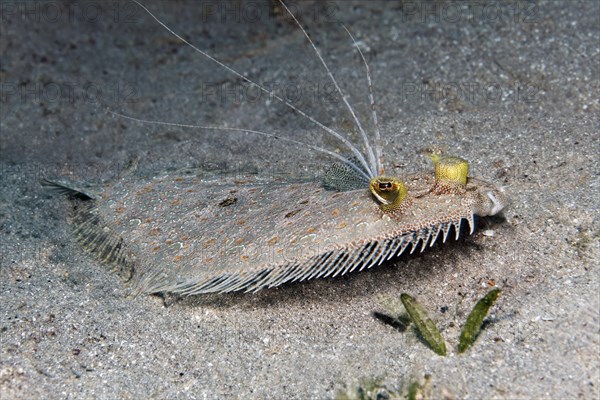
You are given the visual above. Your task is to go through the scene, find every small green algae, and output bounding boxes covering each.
[400,293,447,356]
[458,288,502,353]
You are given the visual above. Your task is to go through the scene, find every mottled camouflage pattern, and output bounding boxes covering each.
[42,165,507,295]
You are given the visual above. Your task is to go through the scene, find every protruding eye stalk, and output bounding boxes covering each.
[368,149,503,217]
[424,150,470,194]
[369,177,410,215]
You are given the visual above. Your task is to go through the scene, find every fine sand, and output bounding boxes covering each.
[1,1,598,398]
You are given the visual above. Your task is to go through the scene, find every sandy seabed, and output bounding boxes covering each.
[1,1,598,399]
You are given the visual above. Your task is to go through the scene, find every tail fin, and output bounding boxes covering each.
[40,179,97,200]
[41,178,136,284]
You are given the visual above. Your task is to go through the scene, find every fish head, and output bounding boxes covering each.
[466,178,510,217]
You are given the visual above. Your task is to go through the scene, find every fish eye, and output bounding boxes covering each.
[369,176,410,214]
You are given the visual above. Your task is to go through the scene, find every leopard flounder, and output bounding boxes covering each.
[42,1,508,296]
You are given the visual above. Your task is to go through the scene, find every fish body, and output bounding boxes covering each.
[42,164,507,295]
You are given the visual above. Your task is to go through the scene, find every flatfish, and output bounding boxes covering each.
[43,1,508,296]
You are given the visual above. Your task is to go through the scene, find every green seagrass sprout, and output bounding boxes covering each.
[383,289,502,356]
[458,288,502,353]
[401,294,447,356]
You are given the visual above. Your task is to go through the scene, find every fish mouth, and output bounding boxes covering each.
[486,187,510,216]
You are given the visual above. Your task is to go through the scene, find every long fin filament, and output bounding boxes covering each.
[107,110,371,181]
[341,23,383,175]
[277,0,377,178]
[131,0,373,178]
